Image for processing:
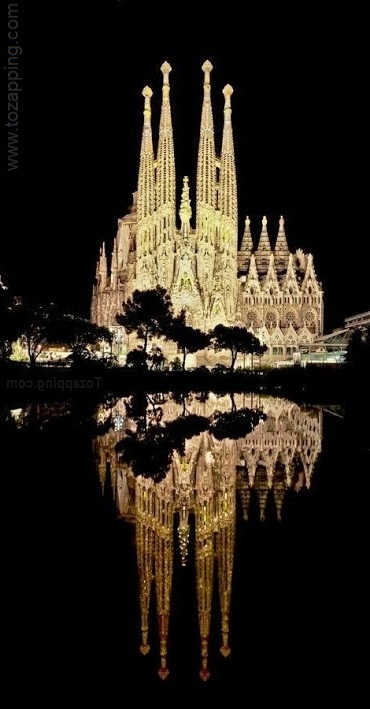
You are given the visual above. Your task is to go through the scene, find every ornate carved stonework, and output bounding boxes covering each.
[94,393,322,680]
[91,63,324,358]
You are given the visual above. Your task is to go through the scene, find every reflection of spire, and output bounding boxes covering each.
[172,451,194,567]
[196,439,215,681]
[93,393,323,681]
[154,477,174,680]
[273,479,285,522]
[216,489,235,657]
[196,499,214,681]
[237,466,251,520]
[136,479,154,655]
[255,469,270,522]
[213,438,236,658]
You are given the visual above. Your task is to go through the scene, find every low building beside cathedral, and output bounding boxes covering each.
[91,61,324,363]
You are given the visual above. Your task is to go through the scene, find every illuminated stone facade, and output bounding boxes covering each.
[94,393,322,680]
[91,61,324,358]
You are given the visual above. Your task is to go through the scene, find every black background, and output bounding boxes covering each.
[5,407,370,706]
[3,0,368,330]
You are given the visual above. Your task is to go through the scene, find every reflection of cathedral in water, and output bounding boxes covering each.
[94,394,322,681]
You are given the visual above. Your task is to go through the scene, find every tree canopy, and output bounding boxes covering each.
[210,324,267,370]
[117,286,174,352]
[166,310,210,369]
[0,284,21,359]
[0,296,113,366]
[345,326,370,369]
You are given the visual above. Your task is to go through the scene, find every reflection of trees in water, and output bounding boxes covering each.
[93,392,322,682]
[94,393,322,521]
[1,393,118,436]
[114,391,265,483]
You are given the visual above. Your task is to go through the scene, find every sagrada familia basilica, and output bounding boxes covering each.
[91,61,324,360]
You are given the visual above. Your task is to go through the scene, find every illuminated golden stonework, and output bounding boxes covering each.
[94,393,322,680]
[91,61,324,362]
[139,643,150,656]
[220,645,231,658]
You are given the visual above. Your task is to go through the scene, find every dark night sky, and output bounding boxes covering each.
[3,0,368,331]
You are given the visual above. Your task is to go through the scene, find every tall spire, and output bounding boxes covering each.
[136,86,155,289]
[156,62,176,215]
[213,83,239,323]
[196,60,217,316]
[255,215,271,272]
[275,215,289,252]
[219,84,237,229]
[274,215,289,271]
[196,60,216,217]
[238,215,254,273]
[155,61,176,290]
[97,243,107,283]
[154,480,174,681]
[137,86,155,222]
[136,480,154,657]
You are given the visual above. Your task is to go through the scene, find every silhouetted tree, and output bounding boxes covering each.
[9,302,61,367]
[209,407,266,439]
[125,347,148,370]
[149,346,166,371]
[117,286,174,353]
[211,323,267,370]
[166,310,210,370]
[116,389,266,482]
[345,326,370,369]
[0,283,20,359]
[54,314,113,364]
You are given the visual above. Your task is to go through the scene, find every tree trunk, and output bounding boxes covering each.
[182,349,187,371]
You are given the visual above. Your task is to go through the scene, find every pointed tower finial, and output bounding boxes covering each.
[142,85,153,125]
[197,58,216,222]
[274,214,289,270]
[202,59,213,85]
[219,81,237,237]
[160,61,172,85]
[238,215,254,273]
[179,175,192,228]
[255,216,271,272]
[222,84,234,109]
[136,81,155,285]
[156,59,176,288]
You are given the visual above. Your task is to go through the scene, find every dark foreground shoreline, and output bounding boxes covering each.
[1,361,366,406]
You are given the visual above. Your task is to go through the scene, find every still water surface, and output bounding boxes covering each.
[8,392,369,704]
